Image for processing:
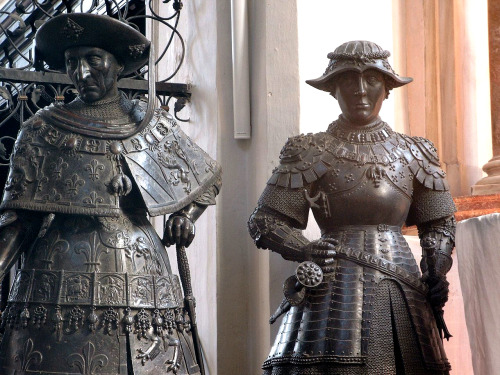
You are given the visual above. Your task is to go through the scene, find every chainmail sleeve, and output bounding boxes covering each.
[248,185,311,262]
[257,185,310,229]
[405,181,456,227]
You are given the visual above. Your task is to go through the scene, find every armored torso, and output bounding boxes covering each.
[259,117,454,374]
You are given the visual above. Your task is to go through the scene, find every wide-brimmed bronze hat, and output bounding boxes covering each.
[35,13,150,76]
[306,40,412,92]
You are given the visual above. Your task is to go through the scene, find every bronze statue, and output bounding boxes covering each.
[249,41,455,375]
[0,13,221,374]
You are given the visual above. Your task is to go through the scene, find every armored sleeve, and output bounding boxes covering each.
[406,182,456,227]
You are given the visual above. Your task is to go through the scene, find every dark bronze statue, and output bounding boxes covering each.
[0,13,221,374]
[249,41,456,375]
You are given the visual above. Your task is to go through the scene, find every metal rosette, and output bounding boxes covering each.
[283,261,324,306]
[295,261,324,288]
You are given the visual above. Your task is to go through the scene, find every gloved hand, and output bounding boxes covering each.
[422,273,449,308]
[163,215,195,248]
[301,238,338,272]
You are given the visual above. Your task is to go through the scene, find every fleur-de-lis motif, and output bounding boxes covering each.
[74,231,110,272]
[36,176,49,192]
[83,191,104,207]
[67,341,109,375]
[37,230,70,269]
[14,338,43,371]
[41,188,62,203]
[65,174,85,196]
[50,157,68,179]
[85,159,105,181]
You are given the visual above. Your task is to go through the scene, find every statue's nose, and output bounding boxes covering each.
[354,76,367,96]
[76,59,91,81]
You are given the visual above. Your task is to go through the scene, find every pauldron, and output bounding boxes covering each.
[1,107,221,217]
[267,119,449,192]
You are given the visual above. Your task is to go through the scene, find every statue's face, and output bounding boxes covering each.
[65,46,123,103]
[333,69,386,125]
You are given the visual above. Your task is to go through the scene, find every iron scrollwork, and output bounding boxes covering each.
[0,0,191,169]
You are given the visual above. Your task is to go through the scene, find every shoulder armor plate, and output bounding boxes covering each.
[403,136,449,191]
[267,133,330,189]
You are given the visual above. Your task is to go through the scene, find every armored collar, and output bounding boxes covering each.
[327,116,394,145]
[39,92,145,139]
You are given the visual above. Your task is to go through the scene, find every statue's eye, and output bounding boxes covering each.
[87,56,102,66]
[367,75,379,84]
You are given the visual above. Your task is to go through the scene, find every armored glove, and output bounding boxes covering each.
[418,216,455,340]
[301,238,338,272]
[163,202,206,248]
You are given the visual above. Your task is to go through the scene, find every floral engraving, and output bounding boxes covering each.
[65,173,85,196]
[85,159,105,181]
[67,341,109,375]
[14,338,43,371]
[74,231,110,272]
[37,230,70,269]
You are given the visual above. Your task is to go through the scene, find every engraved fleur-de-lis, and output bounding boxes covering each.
[85,159,105,181]
[36,176,49,192]
[65,174,85,196]
[14,338,43,371]
[67,341,109,375]
[50,157,68,179]
[41,188,62,203]
[37,230,70,269]
[83,191,104,207]
[74,231,110,272]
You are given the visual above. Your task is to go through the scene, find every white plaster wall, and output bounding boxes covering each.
[297,0,395,136]
[152,1,219,373]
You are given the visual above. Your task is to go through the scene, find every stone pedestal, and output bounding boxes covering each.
[472,156,500,195]
[472,0,500,194]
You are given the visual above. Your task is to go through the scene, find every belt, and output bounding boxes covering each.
[330,246,428,295]
[8,269,183,309]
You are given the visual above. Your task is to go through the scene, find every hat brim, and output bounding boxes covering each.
[35,14,150,76]
[306,64,413,92]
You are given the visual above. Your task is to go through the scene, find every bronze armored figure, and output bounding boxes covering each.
[0,13,221,374]
[249,41,455,374]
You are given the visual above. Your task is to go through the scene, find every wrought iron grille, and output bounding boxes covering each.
[0,0,190,166]
[0,0,191,309]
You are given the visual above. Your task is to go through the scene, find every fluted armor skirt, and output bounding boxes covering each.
[263,226,450,375]
[0,213,200,375]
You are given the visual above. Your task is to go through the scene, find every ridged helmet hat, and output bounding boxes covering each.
[35,13,150,76]
[306,40,412,92]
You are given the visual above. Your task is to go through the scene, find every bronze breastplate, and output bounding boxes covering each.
[310,159,413,232]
